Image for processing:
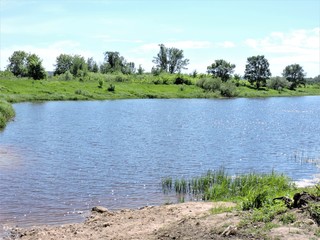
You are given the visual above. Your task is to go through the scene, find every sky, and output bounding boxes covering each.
[0,0,319,77]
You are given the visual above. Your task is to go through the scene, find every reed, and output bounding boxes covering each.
[162,169,295,210]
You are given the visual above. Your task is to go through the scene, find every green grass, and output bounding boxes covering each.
[1,74,320,103]
[0,78,206,102]
[237,84,320,98]
[0,99,15,129]
[162,169,295,210]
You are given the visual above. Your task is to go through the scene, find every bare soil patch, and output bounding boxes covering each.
[5,201,320,240]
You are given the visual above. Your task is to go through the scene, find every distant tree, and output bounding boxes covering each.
[99,62,109,74]
[153,44,189,74]
[122,62,135,74]
[282,64,306,90]
[7,50,28,77]
[7,51,46,79]
[191,70,198,78]
[103,51,136,74]
[54,54,73,75]
[311,75,320,83]
[87,57,99,73]
[137,64,145,75]
[153,44,168,72]
[207,59,236,81]
[244,55,271,89]
[71,55,87,77]
[103,51,124,73]
[26,54,46,80]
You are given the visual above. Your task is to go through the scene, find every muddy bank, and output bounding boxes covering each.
[4,201,320,240]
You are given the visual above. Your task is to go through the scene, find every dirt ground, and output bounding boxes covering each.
[4,202,320,240]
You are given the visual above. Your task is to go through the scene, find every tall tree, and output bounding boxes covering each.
[87,57,99,73]
[26,54,46,80]
[7,51,46,79]
[244,55,271,89]
[122,62,136,74]
[54,54,73,75]
[282,64,306,90]
[71,55,87,77]
[207,59,236,81]
[103,51,124,73]
[153,44,189,74]
[7,50,28,77]
[153,44,168,72]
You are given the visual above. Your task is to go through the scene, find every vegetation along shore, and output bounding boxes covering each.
[1,45,319,128]
[5,170,320,239]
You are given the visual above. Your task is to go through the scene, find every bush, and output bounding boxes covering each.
[220,80,238,97]
[174,76,192,85]
[196,77,222,91]
[98,79,104,88]
[59,71,73,81]
[107,84,115,92]
[0,70,15,79]
[267,77,291,91]
[0,100,15,129]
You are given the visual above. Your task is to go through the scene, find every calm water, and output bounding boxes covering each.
[1,97,320,232]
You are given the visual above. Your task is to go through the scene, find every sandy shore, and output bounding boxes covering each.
[4,201,319,240]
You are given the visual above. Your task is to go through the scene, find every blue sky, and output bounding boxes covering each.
[1,0,319,77]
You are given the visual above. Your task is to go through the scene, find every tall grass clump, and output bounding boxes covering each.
[162,169,295,210]
[0,100,15,129]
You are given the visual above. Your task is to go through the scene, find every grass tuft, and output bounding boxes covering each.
[162,169,295,210]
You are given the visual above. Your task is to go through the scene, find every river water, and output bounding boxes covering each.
[1,97,320,232]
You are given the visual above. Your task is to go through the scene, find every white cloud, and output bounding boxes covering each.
[244,28,320,77]
[218,41,236,48]
[93,35,143,44]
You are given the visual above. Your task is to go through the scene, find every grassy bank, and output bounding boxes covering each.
[0,73,320,103]
[162,170,320,237]
[0,99,15,129]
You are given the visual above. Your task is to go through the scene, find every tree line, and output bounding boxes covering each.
[5,44,316,90]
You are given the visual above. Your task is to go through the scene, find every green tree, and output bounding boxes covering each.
[71,55,87,77]
[7,51,46,79]
[7,50,28,77]
[103,51,123,73]
[153,44,189,74]
[282,64,306,90]
[137,64,145,75]
[103,51,136,74]
[122,62,136,74]
[207,59,236,81]
[54,54,73,75]
[87,57,99,73]
[244,55,271,89]
[26,54,47,80]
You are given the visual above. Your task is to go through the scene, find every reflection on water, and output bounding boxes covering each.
[0,97,320,232]
[0,145,24,170]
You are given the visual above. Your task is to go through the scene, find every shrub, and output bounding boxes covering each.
[59,71,73,81]
[174,76,192,85]
[220,80,238,97]
[107,84,115,92]
[200,77,222,91]
[267,77,291,91]
[0,100,15,129]
[98,79,104,88]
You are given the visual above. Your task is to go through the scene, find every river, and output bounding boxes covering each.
[1,97,320,232]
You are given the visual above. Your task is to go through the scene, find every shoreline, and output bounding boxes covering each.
[4,201,320,240]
